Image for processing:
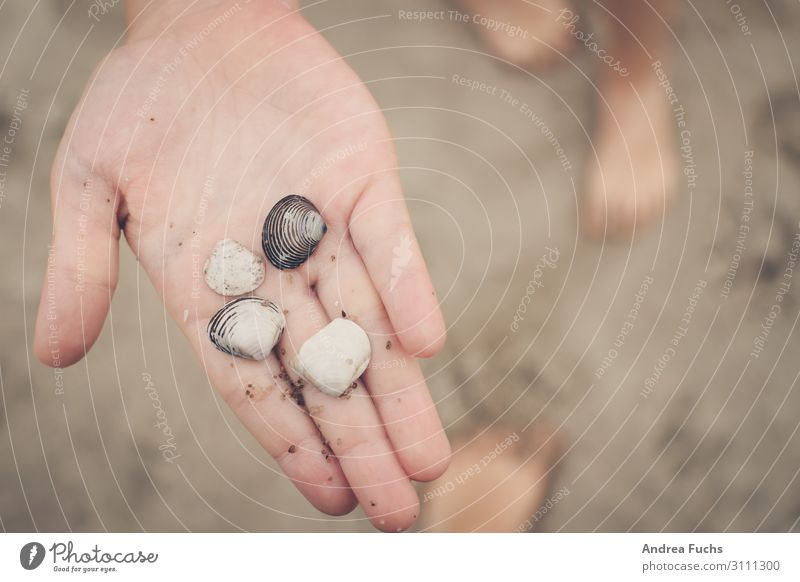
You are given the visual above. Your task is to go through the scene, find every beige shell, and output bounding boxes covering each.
[292,318,372,397]
[204,239,265,296]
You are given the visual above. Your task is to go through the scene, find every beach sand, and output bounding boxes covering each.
[1,0,799,532]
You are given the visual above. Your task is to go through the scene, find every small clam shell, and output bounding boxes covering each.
[204,239,265,296]
[292,318,372,397]
[262,195,327,270]
[207,297,285,360]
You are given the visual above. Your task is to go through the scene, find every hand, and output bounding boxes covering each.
[34,0,450,531]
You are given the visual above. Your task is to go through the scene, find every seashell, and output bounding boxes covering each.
[204,238,266,296]
[262,195,327,270]
[207,297,285,360]
[291,318,372,397]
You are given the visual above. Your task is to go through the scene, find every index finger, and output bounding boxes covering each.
[349,177,446,358]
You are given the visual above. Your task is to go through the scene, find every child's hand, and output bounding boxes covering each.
[34,0,449,531]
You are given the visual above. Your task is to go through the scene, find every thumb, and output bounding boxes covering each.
[34,159,120,368]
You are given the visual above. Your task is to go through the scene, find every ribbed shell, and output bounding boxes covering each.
[262,195,327,270]
[207,297,285,360]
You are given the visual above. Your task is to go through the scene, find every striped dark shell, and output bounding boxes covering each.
[207,296,285,360]
[262,195,327,270]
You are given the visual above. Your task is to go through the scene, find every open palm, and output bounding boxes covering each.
[35,0,449,531]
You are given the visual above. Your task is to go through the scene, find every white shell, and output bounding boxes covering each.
[204,239,265,296]
[292,318,372,397]
[208,297,285,360]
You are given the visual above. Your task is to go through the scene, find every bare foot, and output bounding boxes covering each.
[583,66,679,237]
[421,425,560,532]
[456,0,573,69]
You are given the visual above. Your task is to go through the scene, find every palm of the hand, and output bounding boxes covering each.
[113,11,388,289]
[38,2,448,531]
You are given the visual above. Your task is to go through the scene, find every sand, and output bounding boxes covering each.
[1,0,799,532]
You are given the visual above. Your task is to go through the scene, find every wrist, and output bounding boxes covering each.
[125,0,191,35]
[125,0,298,41]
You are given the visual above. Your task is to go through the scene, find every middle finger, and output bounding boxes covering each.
[270,278,420,532]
